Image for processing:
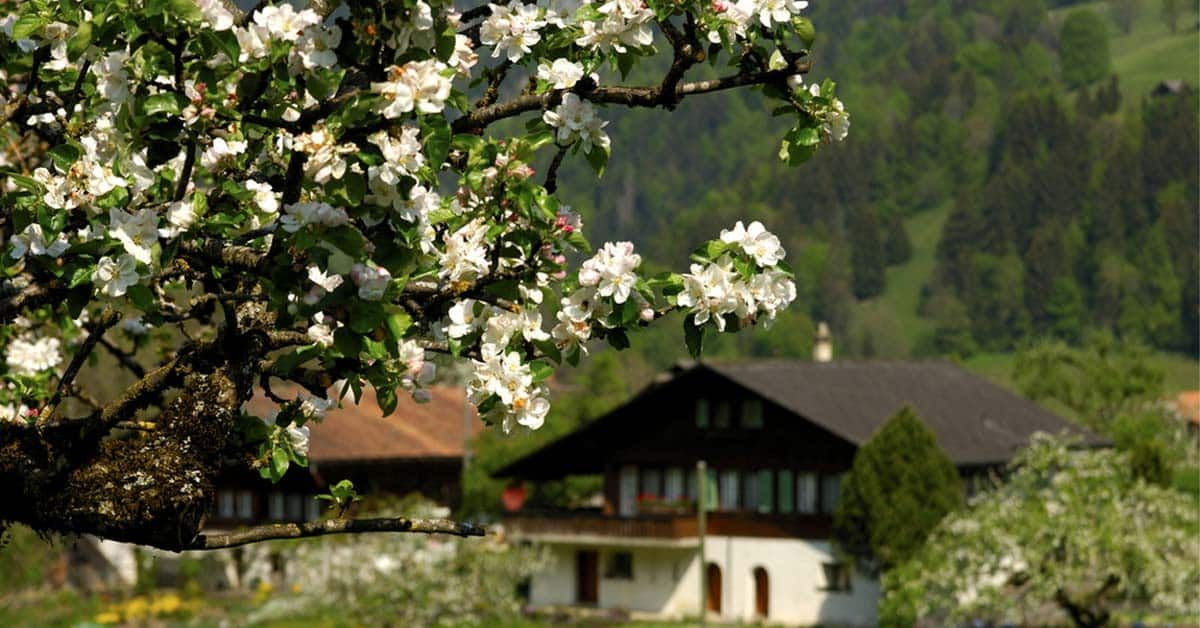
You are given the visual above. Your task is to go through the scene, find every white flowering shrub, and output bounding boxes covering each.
[881,434,1200,626]
[0,0,844,546]
[248,499,543,626]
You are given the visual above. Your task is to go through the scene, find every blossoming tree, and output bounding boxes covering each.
[0,0,846,550]
[880,436,1200,627]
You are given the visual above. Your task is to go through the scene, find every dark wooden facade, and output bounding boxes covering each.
[497,360,1093,540]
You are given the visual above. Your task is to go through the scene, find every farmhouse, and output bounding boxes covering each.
[495,359,1101,626]
[208,385,482,528]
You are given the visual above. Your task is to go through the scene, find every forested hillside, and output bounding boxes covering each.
[548,0,1199,361]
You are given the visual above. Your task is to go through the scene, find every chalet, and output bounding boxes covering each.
[207,385,481,529]
[495,360,1101,626]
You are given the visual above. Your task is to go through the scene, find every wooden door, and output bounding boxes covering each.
[753,566,769,618]
[576,550,598,604]
[705,562,722,614]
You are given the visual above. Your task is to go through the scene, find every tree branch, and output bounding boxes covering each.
[42,308,120,421]
[186,517,486,550]
[452,62,811,132]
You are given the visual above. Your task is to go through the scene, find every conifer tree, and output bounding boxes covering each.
[849,204,886,299]
[833,406,963,571]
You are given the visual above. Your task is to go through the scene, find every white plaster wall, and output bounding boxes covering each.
[700,536,879,626]
[526,538,879,626]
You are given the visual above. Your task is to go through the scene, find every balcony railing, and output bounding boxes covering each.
[504,509,831,540]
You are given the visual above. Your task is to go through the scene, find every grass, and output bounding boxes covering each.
[869,202,951,347]
[963,350,1200,396]
[1050,0,1200,101]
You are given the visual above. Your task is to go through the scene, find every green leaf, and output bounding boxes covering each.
[565,229,591,253]
[48,143,82,170]
[530,360,554,382]
[348,300,386,334]
[606,329,631,351]
[795,126,821,146]
[127,284,154,311]
[11,15,47,41]
[793,17,816,49]
[201,30,241,61]
[684,315,705,358]
[274,345,320,375]
[377,385,398,416]
[386,311,413,341]
[7,173,45,194]
[270,448,290,481]
[67,265,93,289]
[584,145,609,177]
[166,0,203,22]
[67,21,93,60]
[141,93,184,117]
[422,116,452,168]
[533,339,561,364]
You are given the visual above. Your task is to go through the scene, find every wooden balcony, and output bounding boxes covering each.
[504,509,832,543]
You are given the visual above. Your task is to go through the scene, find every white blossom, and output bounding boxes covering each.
[93,254,140,298]
[8,224,69,259]
[158,199,198,238]
[438,219,491,283]
[194,0,235,30]
[307,312,338,347]
[280,202,349,232]
[719,220,785,267]
[350,264,391,301]
[108,207,159,264]
[372,60,453,118]
[253,4,321,42]
[480,1,546,62]
[579,241,641,303]
[6,335,62,376]
[543,93,610,155]
[536,58,585,90]
[200,137,247,170]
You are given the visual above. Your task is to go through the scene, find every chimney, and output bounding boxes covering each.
[813,322,833,362]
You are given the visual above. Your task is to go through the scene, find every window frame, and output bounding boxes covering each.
[604,551,635,580]
[820,562,853,592]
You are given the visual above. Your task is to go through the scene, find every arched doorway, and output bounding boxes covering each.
[753,566,769,618]
[705,562,722,614]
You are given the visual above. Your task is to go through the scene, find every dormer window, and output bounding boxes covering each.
[713,400,732,429]
[742,398,764,428]
[695,399,710,428]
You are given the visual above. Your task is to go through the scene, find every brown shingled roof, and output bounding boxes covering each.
[246,385,482,463]
[496,360,1105,478]
[1176,391,1200,426]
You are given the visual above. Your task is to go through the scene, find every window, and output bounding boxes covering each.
[286,494,304,521]
[605,551,634,579]
[664,468,684,502]
[741,472,758,511]
[796,473,817,514]
[641,468,663,499]
[756,470,773,513]
[718,470,739,510]
[777,470,794,514]
[268,492,285,520]
[820,474,842,514]
[218,490,235,519]
[713,400,732,429]
[305,496,322,521]
[236,490,254,519]
[695,399,710,428]
[742,398,764,428]
[821,562,852,592]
